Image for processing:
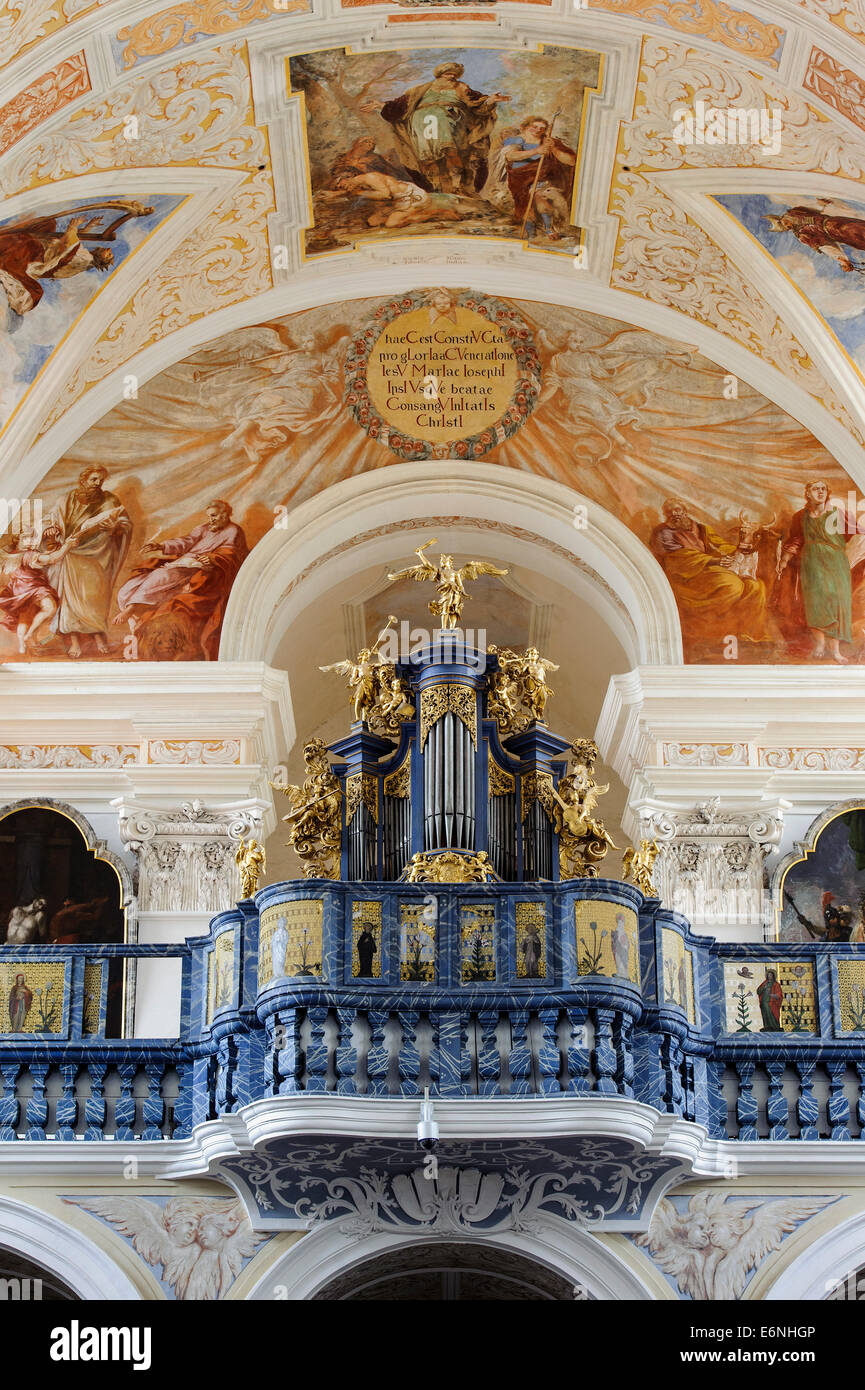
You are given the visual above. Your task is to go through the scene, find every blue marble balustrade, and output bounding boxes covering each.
[6,882,865,1137]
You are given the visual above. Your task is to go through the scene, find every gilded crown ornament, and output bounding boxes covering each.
[402,850,498,884]
[387,539,507,629]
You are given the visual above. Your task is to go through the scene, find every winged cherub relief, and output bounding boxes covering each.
[69,1197,264,1301]
[635,1192,833,1300]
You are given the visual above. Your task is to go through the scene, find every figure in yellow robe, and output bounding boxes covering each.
[650,498,766,647]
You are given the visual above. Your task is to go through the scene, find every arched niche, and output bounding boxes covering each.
[772,799,865,945]
[0,799,136,1036]
[0,1196,141,1300]
[0,799,133,946]
[310,1240,580,1301]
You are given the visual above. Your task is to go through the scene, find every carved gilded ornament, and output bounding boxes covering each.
[488,759,516,797]
[272,738,342,880]
[521,770,556,824]
[420,684,477,750]
[234,837,265,898]
[383,752,411,799]
[402,851,498,884]
[488,645,558,731]
[554,740,616,881]
[345,772,379,826]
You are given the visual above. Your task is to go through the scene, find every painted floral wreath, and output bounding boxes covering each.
[344,290,542,461]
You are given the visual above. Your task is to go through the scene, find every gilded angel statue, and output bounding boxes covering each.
[554,738,616,879]
[487,644,559,729]
[271,738,342,879]
[635,1193,831,1301]
[623,839,659,896]
[515,646,558,721]
[387,539,507,629]
[71,1196,263,1301]
[319,616,398,723]
[234,838,266,898]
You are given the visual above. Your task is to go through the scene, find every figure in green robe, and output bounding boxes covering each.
[777,480,853,662]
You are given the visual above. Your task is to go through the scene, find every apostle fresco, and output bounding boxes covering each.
[50,466,132,658]
[114,500,248,661]
[764,200,865,274]
[756,969,783,1031]
[8,973,32,1032]
[0,201,153,317]
[776,480,859,663]
[376,60,510,195]
[649,497,767,650]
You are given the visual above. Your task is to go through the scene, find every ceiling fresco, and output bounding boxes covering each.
[290,44,600,256]
[7,290,860,666]
[1,0,865,668]
[715,193,865,377]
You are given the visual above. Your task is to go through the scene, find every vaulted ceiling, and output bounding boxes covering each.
[2,0,865,669]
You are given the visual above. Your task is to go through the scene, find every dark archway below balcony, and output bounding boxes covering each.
[311,1240,579,1301]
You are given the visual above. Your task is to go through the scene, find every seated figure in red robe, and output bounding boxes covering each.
[114,500,248,660]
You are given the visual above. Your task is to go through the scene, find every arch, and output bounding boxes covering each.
[245,1219,655,1301]
[0,797,135,935]
[220,461,683,670]
[763,1206,865,1302]
[0,1195,141,1301]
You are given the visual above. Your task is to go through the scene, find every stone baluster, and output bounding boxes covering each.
[826,1059,851,1140]
[25,1063,49,1141]
[56,1063,81,1141]
[274,1012,301,1095]
[794,1060,820,1140]
[765,1059,789,1140]
[613,1012,635,1099]
[141,1064,165,1140]
[84,1062,107,1141]
[397,1011,421,1096]
[436,1010,468,1097]
[366,1009,391,1097]
[593,1008,619,1096]
[476,1010,501,1096]
[335,1007,358,1096]
[564,1013,591,1095]
[660,1034,685,1115]
[0,1065,20,1141]
[507,1008,534,1096]
[536,1008,561,1096]
[304,1007,330,1094]
[734,1061,758,1141]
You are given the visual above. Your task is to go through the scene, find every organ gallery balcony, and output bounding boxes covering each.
[1,567,864,1237]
